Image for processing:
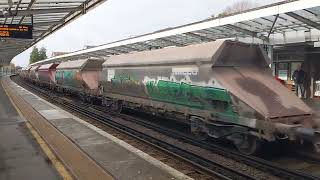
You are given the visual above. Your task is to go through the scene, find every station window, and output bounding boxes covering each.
[277,63,289,81]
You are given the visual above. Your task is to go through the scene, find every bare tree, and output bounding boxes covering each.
[213,0,258,18]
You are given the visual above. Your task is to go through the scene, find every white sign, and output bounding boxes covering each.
[314,41,320,48]
[107,69,115,81]
[172,67,199,76]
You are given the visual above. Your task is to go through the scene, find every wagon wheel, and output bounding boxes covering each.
[110,100,123,113]
[193,131,208,141]
[79,94,87,103]
[190,116,208,141]
[234,134,261,155]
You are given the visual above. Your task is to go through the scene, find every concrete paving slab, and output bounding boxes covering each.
[31,101,54,111]
[51,118,111,146]
[45,111,178,179]
[39,109,69,120]
[82,142,172,180]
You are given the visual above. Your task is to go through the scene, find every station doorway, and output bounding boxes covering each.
[273,44,320,99]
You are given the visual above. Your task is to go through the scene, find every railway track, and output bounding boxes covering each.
[13,76,320,180]
[269,148,320,177]
[94,106,320,180]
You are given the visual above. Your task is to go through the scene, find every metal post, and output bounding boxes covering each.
[268,45,274,75]
[311,75,314,99]
[311,61,316,99]
[268,45,274,60]
[268,14,279,38]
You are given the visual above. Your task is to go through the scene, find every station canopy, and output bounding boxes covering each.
[30,0,320,65]
[0,0,106,65]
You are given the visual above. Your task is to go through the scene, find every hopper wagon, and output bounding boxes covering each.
[24,66,32,80]
[22,40,320,154]
[37,63,59,88]
[19,67,27,79]
[100,40,320,154]
[55,58,104,101]
[29,65,40,81]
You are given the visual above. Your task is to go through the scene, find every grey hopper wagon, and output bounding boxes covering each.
[100,40,319,154]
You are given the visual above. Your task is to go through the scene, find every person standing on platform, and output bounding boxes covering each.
[292,64,306,98]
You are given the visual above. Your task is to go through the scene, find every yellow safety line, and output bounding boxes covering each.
[1,79,73,180]
[26,123,74,180]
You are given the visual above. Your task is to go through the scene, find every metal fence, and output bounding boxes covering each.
[0,67,16,76]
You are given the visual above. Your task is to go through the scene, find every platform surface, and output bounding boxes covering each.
[0,75,61,180]
[4,77,191,180]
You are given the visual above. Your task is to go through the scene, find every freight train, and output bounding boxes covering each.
[20,40,320,155]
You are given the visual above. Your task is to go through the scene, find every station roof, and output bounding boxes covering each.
[32,0,320,66]
[0,0,106,65]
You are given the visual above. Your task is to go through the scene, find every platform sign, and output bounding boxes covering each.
[0,24,32,39]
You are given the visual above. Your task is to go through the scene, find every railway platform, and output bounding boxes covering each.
[0,75,62,180]
[0,76,191,180]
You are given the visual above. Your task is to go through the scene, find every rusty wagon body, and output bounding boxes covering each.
[55,58,103,95]
[100,40,319,154]
[38,63,59,85]
[22,40,320,154]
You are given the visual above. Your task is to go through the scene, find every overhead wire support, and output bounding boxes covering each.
[268,14,279,38]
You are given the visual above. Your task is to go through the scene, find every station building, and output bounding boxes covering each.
[273,44,320,98]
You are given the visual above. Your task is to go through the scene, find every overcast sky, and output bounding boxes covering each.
[12,0,282,67]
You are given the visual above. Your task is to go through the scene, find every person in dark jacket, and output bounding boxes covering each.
[292,64,306,98]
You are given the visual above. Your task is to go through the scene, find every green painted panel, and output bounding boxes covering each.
[146,80,237,119]
[108,73,238,121]
[55,70,80,88]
